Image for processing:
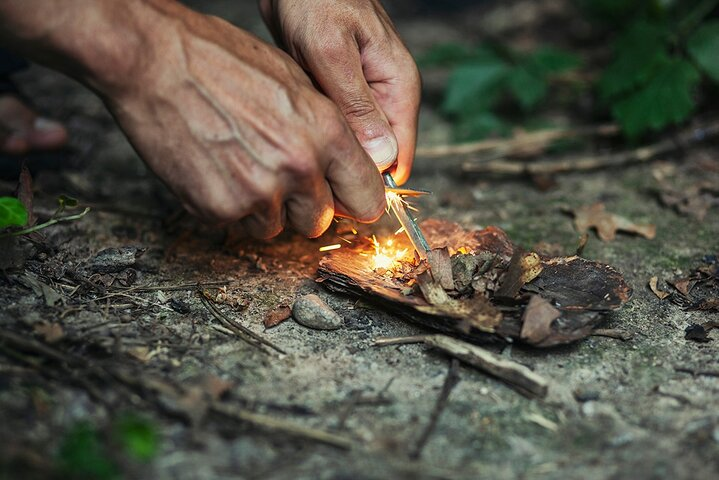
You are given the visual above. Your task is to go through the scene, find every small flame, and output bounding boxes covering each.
[370,235,408,270]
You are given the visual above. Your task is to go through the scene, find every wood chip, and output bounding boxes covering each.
[417,270,451,305]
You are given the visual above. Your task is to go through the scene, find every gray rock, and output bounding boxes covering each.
[292,294,343,330]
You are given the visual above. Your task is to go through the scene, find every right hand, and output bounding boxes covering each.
[100,6,386,238]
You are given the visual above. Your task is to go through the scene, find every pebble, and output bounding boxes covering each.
[292,294,343,330]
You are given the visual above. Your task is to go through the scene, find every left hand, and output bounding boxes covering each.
[259,0,421,184]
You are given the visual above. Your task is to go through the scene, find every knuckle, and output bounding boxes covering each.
[339,97,378,120]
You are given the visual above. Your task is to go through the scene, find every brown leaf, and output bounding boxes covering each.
[520,252,543,284]
[670,277,696,297]
[520,295,561,346]
[495,249,524,299]
[427,247,455,291]
[33,322,64,344]
[659,180,719,221]
[648,276,670,300]
[16,163,36,226]
[263,305,291,328]
[572,203,655,241]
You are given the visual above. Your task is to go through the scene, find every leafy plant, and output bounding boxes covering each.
[0,197,28,229]
[423,44,581,140]
[113,413,159,462]
[58,422,119,480]
[427,0,719,140]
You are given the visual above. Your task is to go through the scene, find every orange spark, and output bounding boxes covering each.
[370,235,409,270]
[319,244,341,252]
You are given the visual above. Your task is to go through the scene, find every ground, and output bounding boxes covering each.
[1,1,718,479]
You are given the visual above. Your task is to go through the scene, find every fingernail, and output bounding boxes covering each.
[33,117,63,132]
[362,136,398,170]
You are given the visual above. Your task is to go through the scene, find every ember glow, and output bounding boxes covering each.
[370,235,409,270]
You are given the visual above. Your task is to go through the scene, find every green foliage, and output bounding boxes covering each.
[113,414,159,462]
[429,1,719,141]
[611,59,700,137]
[434,44,581,140]
[0,197,28,229]
[688,20,719,82]
[58,423,119,480]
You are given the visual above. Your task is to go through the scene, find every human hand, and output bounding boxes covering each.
[100,3,386,238]
[259,0,421,184]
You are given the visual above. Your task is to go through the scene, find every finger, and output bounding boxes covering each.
[323,119,386,223]
[304,37,398,171]
[240,200,285,239]
[286,180,335,238]
[369,61,421,185]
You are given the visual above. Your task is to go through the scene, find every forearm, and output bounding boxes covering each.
[0,0,179,95]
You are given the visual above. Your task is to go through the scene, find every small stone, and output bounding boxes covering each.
[292,294,343,330]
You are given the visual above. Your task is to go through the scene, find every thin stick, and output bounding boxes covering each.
[674,367,719,378]
[210,402,353,450]
[591,328,633,341]
[0,207,90,239]
[199,295,286,355]
[416,124,618,158]
[409,359,460,459]
[462,121,719,175]
[113,281,232,293]
[374,334,548,398]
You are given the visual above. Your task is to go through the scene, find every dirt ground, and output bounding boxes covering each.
[1,1,718,479]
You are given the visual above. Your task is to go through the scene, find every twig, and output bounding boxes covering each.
[374,334,548,398]
[199,295,286,355]
[113,281,232,293]
[210,402,353,450]
[416,124,618,158]
[462,121,719,175]
[0,207,90,239]
[590,329,633,341]
[410,359,460,459]
[674,367,719,378]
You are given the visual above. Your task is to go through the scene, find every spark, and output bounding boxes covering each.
[319,244,341,252]
[339,237,353,244]
[370,235,409,270]
[395,226,405,235]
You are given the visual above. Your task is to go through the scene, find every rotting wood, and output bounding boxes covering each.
[373,334,548,398]
[416,124,619,158]
[461,120,719,176]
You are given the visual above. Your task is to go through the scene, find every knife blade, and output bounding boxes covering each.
[382,172,431,260]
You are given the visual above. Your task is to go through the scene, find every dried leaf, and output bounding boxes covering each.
[263,305,292,328]
[648,276,670,300]
[33,321,64,344]
[572,203,656,241]
[670,277,696,297]
[520,295,561,345]
[520,252,543,284]
[427,247,455,290]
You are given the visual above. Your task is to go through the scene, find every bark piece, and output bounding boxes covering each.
[572,203,656,241]
[292,294,343,330]
[317,220,631,347]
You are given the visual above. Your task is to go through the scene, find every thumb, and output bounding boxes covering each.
[304,42,398,170]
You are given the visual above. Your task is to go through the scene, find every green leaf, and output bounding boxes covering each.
[58,422,119,480]
[418,43,476,67]
[612,58,700,137]
[114,414,159,462]
[688,21,719,83]
[442,58,509,116]
[454,112,509,141]
[508,66,548,110]
[527,47,582,74]
[599,20,671,100]
[0,197,28,229]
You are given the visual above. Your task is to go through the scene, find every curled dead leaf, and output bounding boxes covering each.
[648,276,670,300]
[572,203,655,242]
